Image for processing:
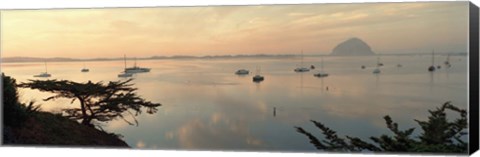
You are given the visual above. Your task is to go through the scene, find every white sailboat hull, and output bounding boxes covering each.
[294,67,310,72]
[118,72,133,77]
[125,67,150,73]
[235,69,250,75]
[34,73,51,77]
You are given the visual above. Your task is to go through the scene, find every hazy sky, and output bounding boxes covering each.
[1,2,469,58]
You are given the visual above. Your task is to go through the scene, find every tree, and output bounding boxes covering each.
[3,74,42,143]
[3,73,27,127]
[295,102,468,153]
[18,79,161,127]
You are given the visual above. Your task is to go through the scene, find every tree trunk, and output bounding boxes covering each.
[78,97,92,127]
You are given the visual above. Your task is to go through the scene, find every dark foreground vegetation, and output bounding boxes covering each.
[4,111,129,147]
[3,74,160,147]
[296,102,468,154]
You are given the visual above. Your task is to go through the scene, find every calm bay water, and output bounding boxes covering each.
[1,55,468,152]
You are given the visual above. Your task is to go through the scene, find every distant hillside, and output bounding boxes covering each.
[2,57,80,63]
[151,54,295,59]
[1,52,468,63]
[1,54,296,63]
[331,37,375,56]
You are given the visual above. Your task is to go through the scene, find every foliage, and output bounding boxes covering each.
[2,74,40,126]
[18,79,161,127]
[295,102,468,153]
[22,101,42,115]
[2,73,27,127]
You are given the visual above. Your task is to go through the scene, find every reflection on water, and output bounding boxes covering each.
[429,71,435,92]
[273,107,276,117]
[1,55,468,151]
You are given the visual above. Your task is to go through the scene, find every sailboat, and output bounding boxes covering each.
[235,69,249,75]
[314,56,329,77]
[444,54,451,68]
[81,63,89,72]
[252,66,264,82]
[294,50,310,72]
[428,50,436,72]
[34,61,52,77]
[372,56,381,74]
[125,57,150,73]
[118,55,133,77]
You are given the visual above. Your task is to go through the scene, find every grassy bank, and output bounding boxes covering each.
[4,111,129,147]
[2,73,129,147]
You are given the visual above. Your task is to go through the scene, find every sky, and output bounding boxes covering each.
[0,1,469,58]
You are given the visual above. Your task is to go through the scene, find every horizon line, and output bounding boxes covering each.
[1,52,468,63]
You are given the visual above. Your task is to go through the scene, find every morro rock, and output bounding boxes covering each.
[330,37,375,56]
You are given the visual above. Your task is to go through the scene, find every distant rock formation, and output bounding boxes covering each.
[330,37,375,56]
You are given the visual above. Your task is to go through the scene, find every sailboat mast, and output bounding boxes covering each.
[124,54,127,71]
[321,56,324,71]
[44,61,48,73]
[301,50,304,67]
[134,57,137,67]
[376,56,380,68]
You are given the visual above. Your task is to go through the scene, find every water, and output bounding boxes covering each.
[1,55,468,152]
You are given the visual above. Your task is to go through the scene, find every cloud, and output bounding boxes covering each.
[136,140,146,148]
[176,117,265,150]
[1,2,468,58]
